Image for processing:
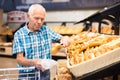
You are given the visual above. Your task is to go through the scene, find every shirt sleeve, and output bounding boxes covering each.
[12,32,24,55]
[46,26,62,43]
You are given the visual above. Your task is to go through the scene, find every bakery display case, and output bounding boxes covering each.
[65,2,120,80]
[67,32,120,77]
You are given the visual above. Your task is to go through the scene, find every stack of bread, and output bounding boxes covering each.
[67,32,120,66]
[55,60,72,80]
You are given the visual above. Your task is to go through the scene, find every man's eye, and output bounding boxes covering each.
[34,18,39,20]
[33,17,44,21]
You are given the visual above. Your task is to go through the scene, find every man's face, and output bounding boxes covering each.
[27,10,45,31]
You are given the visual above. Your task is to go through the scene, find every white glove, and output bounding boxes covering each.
[40,59,57,72]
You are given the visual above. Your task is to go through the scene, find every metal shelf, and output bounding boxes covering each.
[75,2,120,35]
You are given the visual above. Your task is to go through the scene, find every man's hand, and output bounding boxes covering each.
[60,36,71,47]
[34,59,42,70]
[35,59,57,72]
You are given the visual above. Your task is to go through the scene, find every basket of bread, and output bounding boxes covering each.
[66,32,120,77]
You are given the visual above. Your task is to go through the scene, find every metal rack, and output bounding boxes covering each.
[75,2,120,35]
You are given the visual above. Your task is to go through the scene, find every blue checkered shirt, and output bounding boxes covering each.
[13,24,62,69]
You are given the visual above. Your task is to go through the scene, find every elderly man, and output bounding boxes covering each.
[13,4,70,80]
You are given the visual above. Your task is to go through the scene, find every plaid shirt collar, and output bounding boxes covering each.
[23,24,41,35]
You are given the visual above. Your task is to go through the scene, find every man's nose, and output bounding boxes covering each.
[37,19,42,23]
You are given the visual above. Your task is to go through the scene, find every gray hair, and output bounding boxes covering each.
[28,4,46,15]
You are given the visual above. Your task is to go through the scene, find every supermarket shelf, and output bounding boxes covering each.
[0,46,13,56]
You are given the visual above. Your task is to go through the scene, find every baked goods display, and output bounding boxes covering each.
[66,31,120,77]
[0,28,13,35]
[50,26,83,34]
[55,60,72,80]
[51,43,62,55]
[92,25,114,34]
[67,32,120,66]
